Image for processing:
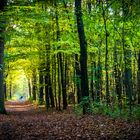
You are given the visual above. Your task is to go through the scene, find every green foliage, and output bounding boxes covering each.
[37,98,45,106]
[74,104,82,116]
[28,96,34,102]
[132,105,140,119]
[74,97,94,115]
[74,99,140,120]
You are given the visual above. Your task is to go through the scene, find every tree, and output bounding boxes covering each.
[0,0,7,114]
[75,0,89,114]
[101,1,110,104]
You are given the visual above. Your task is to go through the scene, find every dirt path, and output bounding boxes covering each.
[0,101,140,140]
[5,101,36,112]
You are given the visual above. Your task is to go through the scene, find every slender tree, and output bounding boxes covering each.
[55,1,67,110]
[138,52,140,104]
[122,0,133,114]
[101,1,110,104]
[32,69,37,101]
[75,54,81,103]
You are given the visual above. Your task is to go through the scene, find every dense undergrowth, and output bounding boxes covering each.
[74,97,140,120]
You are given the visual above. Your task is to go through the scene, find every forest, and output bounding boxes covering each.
[0,0,140,139]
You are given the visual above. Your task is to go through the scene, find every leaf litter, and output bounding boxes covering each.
[0,101,139,140]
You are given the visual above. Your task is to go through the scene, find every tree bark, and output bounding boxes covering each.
[55,1,67,110]
[28,78,32,98]
[32,69,37,101]
[102,1,110,104]
[114,42,122,111]
[9,81,12,99]
[53,55,58,109]
[0,0,7,114]
[75,54,81,103]
[138,52,140,104]
[75,0,89,114]
[39,69,44,105]
[122,0,133,114]
[90,54,94,101]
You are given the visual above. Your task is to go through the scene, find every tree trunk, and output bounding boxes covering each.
[4,83,7,100]
[75,54,81,103]
[138,52,140,104]
[28,78,32,98]
[114,42,122,112]
[53,55,58,109]
[32,70,37,101]
[57,54,61,111]
[45,72,49,108]
[55,2,67,109]
[58,53,67,110]
[90,54,94,101]
[75,0,89,114]
[39,69,44,105]
[0,0,7,114]
[9,81,12,99]
[45,44,55,109]
[55,1,67,110]
[102,1,110,104]
[122,0,133,115]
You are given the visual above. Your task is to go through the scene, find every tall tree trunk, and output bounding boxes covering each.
[45,65,50,109]
[45,44,55,109]
[58,53,67,110]
[55,1,67,110]
[124,49,133,114]
[4,83,7,100]
[48,77,55,108]
[75,54,81,103]
[138,52,140,104]
[122,0,133,115]
[53,55,58,109]
[32,69,37,101]
[39,69,44,105]
[0,0,7,114]
[45,73,50,108]
[75,0,89,114]
[57,54,61,111]
[96,61,102,102]
[102,1,110,105]
[133,59,137,103]
[65,55,68,105]
[9,81,12,99]
[114,42,122,112]
[28,78,32,98]
[90,54,94,101]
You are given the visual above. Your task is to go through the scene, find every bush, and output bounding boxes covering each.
[74,97,94,115]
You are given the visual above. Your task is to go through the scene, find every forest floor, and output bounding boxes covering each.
[0,101,140,140]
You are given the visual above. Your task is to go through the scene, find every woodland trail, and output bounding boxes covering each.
[0,101,140,140]
[5,101,36,112]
